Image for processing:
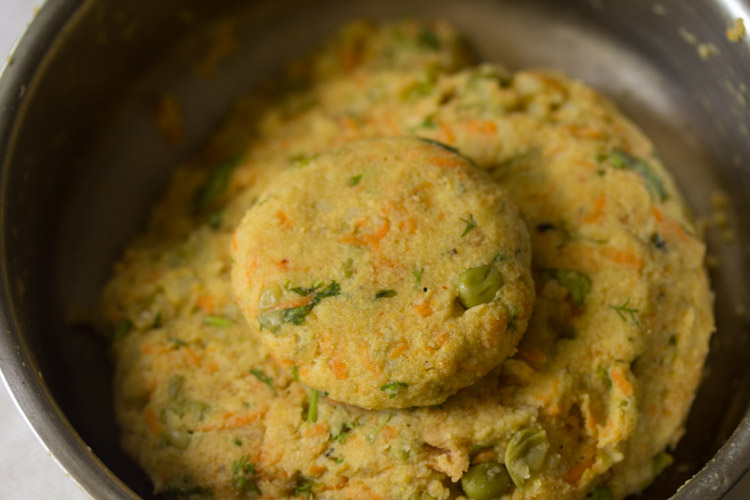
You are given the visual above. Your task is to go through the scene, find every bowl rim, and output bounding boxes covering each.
[0,1,749,499]
[0,1,139,498]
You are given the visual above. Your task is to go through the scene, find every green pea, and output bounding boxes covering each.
[460,461,512,500]
[505,428,549,488]
[458,264,503,309]
[164,427,191,449]
[258,283,282,333]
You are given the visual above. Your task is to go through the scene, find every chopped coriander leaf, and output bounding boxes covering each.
[307,389,319,423]
[460,214,477,237]
[231,455,260,494]
[609,299,639,324]
[588,485,613,500]
[169,337,187,347]
[332,422,355,444]
[553,269,592,306]
[400,80,434,100]
[418,114,438,129]
[349,174,363,186]
[282,281,341,325]
[204,315,234,328]
[609,149,668,201]
[596,366,612,388]
[380,382,408,399]
[412,267,424,289]
[113,318,133,340]
[375,289,397,299]
[291,365,299,382]
[206,211,223,229]
[234,438,242,447]
[165,485,212,497]
[293,479,315,499]
[249,369,277,396]
[651,232,667,250]
[419,138,460,155]
[506,306,518,333]
[419,29,441,50]
[290,153,317,167]
[494,252,507,263]
[192,156,243,214]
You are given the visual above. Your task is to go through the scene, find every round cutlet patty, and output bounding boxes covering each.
[231,137,534,409]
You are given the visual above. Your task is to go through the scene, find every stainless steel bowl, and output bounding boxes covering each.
[1,0,749,498]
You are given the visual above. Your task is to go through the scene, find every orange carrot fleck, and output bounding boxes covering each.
[415,301,432,317]
[359,344,381,374]
[584,195,607,224]
[331,358,348,379]
[438,121,456,144]
[382,426,399,439]
[517,346,548,365]
[563,456,594,484]
[398,217,418,234]
[305,422,330,438]
[610,366,634,396]
[144,406,162,434]
[389,339,410,359]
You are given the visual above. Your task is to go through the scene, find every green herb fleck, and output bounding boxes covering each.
[380,382,408,399]
[204,315,234,328]
[282,281,341,325]
[609,299,639,324]
[206,211,223,229]
[332,422,355,444]
[291,365,299,383]
[169,337,187,348]
[231,455,260,494]
[165,485,212,497]
[469,444,494,454]
[341,258,354,278]
[290,153,317,167]
[417,113,438,129]
[233,438,242,447]
[192,156,243,214]
[651,232,667,250]
[152,313,162,329]
[653,451,674,475]
[669,335,677,346]
[588,485,613,500]
[293,479,315,499]
[419,29,441,50]
[375,289,397,299]
[400,80,434,101]
[506,306,518,333]
[249,369,277,396]
[609,149,668,201]
[494,253,507,263]
[307,389,319,423]
[553,269,592,306]
[113,318,132,340]
[349,174,362,186]
[412,267,424,289]
[460,214,477,237]
[596,366,612,388]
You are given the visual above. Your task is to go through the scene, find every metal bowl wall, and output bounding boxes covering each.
[1,0,749,498]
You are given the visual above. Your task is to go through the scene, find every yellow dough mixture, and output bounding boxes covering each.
[102,20,714,500]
